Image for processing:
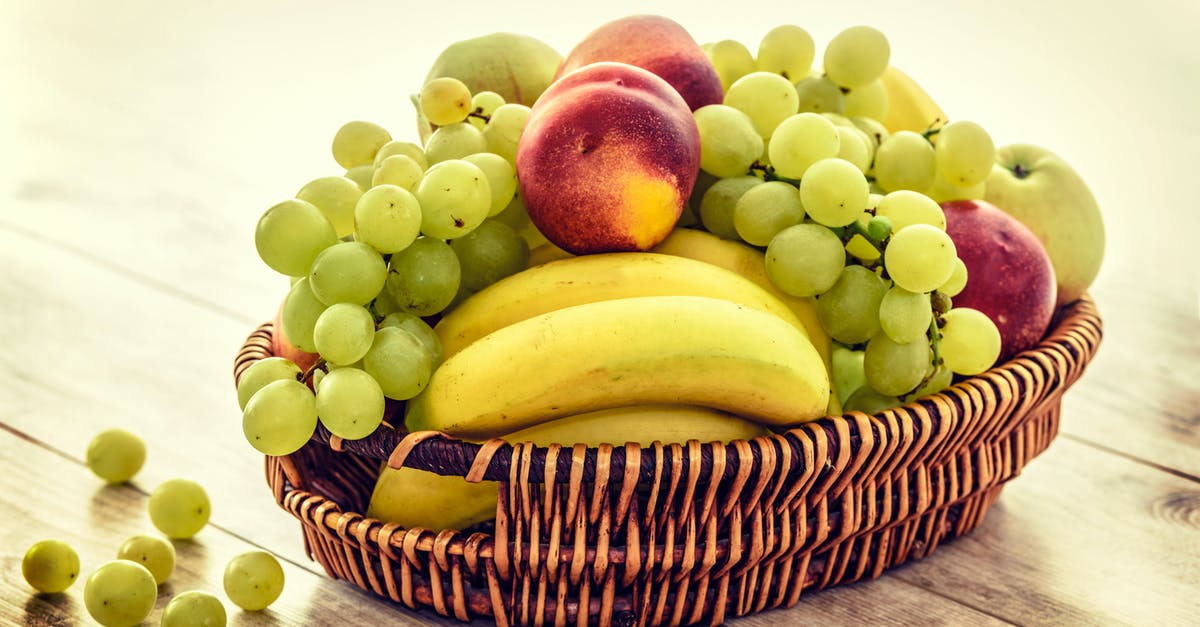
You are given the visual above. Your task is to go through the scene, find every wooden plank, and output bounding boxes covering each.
[890,437,1200,625]
[0,426,457,626]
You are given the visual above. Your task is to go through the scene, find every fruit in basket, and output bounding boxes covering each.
[516,62,701,254]
[269,306,319,373]
[557,15,724,111]
[424,32,561,106]
[22,540,80,593]
[405,295,829,439]
[985,143,1106,305]
[943,199,1057,360]
[434,252,808,358]
[243,379,319,456]
[84,560,157,627]
[879,65,946,133]
[371,404,768,530]
[223,551,285,611]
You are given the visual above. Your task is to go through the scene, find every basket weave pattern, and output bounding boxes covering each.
[234,297,1102,626]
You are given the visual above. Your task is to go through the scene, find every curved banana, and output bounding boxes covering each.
[407,295,829,438]
[879,65,947,135]
[368,404,769,530]
[435,252,808,358]
[650,228,839,413]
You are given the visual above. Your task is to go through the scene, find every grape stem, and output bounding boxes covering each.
[299,359,327,385]
[921,118,946,141]
[748,161,802,186]
[910,315,945,395]
[467,108,491,124]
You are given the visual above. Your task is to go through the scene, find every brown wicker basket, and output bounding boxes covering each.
[233,296,1102,626]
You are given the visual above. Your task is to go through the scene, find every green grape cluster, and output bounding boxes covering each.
[696,25,1004,412]
[246,76,548,455]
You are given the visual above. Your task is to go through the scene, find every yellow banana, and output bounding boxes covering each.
[879,65,947,135]
[436,252,808,358]
[649,228,840,414]
[406,295,829,439]
[367,404,768,530]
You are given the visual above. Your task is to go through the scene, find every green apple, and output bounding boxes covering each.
[984,144,1105,306]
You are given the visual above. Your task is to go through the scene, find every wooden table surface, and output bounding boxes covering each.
[3,0,1197,625]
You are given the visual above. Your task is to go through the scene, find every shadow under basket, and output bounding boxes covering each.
[234,297,1102,626]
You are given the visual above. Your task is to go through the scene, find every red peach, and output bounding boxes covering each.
[943,199,1057,362]
[516,62,700,254]
[271,303,321,373]
[556,15,723,111]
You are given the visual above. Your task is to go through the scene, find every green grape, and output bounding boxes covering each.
[693,104,764,178]
[374,140,428,170]
[148,479,210,539]
[380,312,444,366]
[281,277,326,353]
[843,385,900,414]
[296,175,362,238]
[706,39,756,91]
[415,159,491,239]
[223,551,285,612]
[424,122,487,164]
[22,540,80,593]
[354,184,422,254]
[873,130,936,193]
[492,191,532,232]
[866,215,893,241]
[733,180,805,246]
[237,357,301,410]
[310,366,328,391]
[764,223,845,297]
[463,152,518,216]
[939,308,1002,375]
[723,72,800,139]
[934,120,995,187]
[794,75,844,114]
[482,103,531,165]
[850,116,889,151]
[419,77,472,126]
[864,332,932,396]
[331,120,391,169]
[768,113,840,179]
[907,364,953,400]
[843,79,888,120]
[313,303,375,366]
[879,286,933,343]
[84,560,157,627]
[940,258,969,297]
[316,367,385,440]
[885,224,958,293]
[468,90,505,130]
[242,379,318,456]
[385,237,462,316]
[254,199,337,277]
[687,170,719,220]
[817,265,888,344]
[86,429,146,484]
[450,219,530,291]
[823,25,890,89]
[757,25,815,81]
[799,158,869,227]
[363,327,433,401]
[699,176,762,239]
[876,190,946,231]
[836,126,872,173]
[343,165,373,191]
[116,535,174,585]
[371,154,423,191]
[831,345,867,407]
[308,241,387,306]
[925,175,986,204]
[845,212,882,262]
[161,590,227,627]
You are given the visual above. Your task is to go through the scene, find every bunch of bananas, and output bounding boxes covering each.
[369,229,832,529]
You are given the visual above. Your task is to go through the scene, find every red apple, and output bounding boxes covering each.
[556,15,723,111]
[516,62,700,254]
[942,199,1057,362]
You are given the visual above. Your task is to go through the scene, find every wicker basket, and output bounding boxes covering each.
[233,296,1102,626]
